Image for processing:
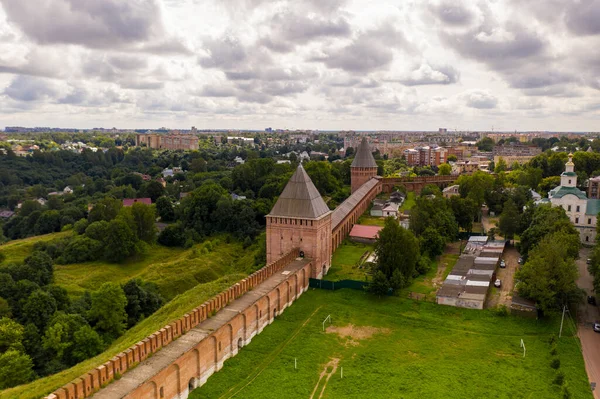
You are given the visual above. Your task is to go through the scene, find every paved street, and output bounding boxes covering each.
[576,247,600,398]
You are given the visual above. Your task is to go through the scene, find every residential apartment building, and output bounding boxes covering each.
[136,134,199,151]
[492,144,541,165]
[588,176,600,199]
[403,146,448,167]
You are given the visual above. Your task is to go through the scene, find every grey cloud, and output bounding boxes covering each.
[521,86,582,98]
[108,55,148,71]
[4,75,58,102]
[199,36,248,69]
[57,86,130,106]
[565,0,600,36]
[226,67,317,82]
[327,76,380,88]
[262,12,351,53]
[0,0,188,53]
[398,64,460,86]
[118,79,164,90]
[199,85,236,98]
[311,22,411,73]
[462,90,498,109]
[441,23,545,70]
[508,70,575,89]
[0,49,69,78]
[429,2,475,26]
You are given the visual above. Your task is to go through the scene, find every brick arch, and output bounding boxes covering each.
[227,323,234,355]
[253,304,259,333]
[192,348,200,377]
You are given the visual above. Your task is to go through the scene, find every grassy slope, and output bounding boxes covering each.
[325,241,373,282]
[192,289,591,399]
[0,234,261,399]
[54,238,249,300]
[0,232,69,264]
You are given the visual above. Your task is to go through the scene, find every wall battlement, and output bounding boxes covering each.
[45,249,301,399]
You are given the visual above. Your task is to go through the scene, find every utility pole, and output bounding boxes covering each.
[559,305,566,338]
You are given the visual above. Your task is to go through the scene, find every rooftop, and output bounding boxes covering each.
[331,178,380,228]
[549,186,588,200]
[268,164,331,219]
[351,137,377,168]
[349,224,383,240]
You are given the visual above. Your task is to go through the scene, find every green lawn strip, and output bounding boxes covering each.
[193,289,592,399]
[325,241,373,282]
[0,273,247,399]
[399,192,416,211]
[356,215,385,227]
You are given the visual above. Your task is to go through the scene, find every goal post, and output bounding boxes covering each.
[322,315,331,331]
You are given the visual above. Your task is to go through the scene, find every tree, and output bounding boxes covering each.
[456,171,495,207]
[139,180,164,202]
[449,196,477,232]
[375,218,420,287]
[476,137,494,151]
[0,317,24,353]
[519,205,579,259]
[515,233,581,312]
[438,163,452,176]
[0,299,10,318]
[156,196,175,222]
[447,154,458,162]
[88,197,122,223]
[22,290,57,331]
[88,283,127,340]
[125,203,157,244]
[71,325,104,363]
[104,218,137,262]
[495,157,508,173]
[409,196,458,241]
[498,198,519,241]
[0,349,35,389]
[122,279,164,328]
[158,223,185,247]
[420,227,446,258]
[368,270,390,297]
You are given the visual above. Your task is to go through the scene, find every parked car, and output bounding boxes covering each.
[499,259,506,268]
[588,296,597,306]
[518,257,523,265]
[587,258,592,265]
[494,279,501,288]
[594,321,600,333]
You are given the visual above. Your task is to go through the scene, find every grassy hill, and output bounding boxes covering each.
[0,232,263,399]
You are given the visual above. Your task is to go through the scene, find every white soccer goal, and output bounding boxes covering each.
[322,315,331,331]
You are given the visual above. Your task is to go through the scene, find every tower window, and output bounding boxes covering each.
[577,206,580,212]
[589,218,592,224]
[569,180,571,184]
[576,217,579,224]
[568,205,571,211]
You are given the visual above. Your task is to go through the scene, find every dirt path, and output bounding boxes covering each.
[309,358,340,399]
[431,242,461,287]
[575,247,600,399]
[486,245,519,308]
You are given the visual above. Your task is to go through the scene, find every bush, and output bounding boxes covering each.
[157,223,185,247]
[415,255,432,275]
[61,224,73,232]
[562,385,571,399]
[74,218,88,235]
[553,371,565,386]
[550,358,561,369]
[494,305,509,316]
[0,252,5,264]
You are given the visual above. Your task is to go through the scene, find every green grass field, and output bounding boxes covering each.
[325,241,373,281]
[400,191,416,211]
[191,289,591,399]
[357,215,385,227]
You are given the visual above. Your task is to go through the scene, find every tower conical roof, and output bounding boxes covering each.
[268,164,331,219]
[351,137,377,168]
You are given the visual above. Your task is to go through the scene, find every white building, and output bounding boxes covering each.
[541,153,600,244]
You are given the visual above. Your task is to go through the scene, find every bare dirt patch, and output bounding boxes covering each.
[326,324,391,341]
[309,357,340,399]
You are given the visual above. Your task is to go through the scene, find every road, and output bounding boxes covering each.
[486,245,520,308]
[576,247,600,398]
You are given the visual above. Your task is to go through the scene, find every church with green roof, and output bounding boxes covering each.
[541,153,600,244]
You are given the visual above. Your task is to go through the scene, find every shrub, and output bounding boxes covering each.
[61,224,73,232]
[550,358,560,369]
[494,305,509,316]
[553,371,564,386]
[0,252,5,264]
[562,385,571,399]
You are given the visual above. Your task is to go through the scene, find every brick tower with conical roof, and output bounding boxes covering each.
[266,164,332,278]
[351,137,378,193]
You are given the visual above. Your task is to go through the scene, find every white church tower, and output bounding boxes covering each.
[560,153,577,187]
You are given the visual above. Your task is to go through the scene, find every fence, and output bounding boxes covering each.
[309,278,368,291]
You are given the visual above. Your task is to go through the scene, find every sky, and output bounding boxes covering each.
[0,0,599,131]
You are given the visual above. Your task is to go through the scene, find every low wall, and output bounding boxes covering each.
[46,249,301,399]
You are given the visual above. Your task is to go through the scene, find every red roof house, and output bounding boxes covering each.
[349,225,383,243]
[123,198,152,207]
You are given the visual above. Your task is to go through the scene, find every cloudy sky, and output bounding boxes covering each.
[0,0,599,131]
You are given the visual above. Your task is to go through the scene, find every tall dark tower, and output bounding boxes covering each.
[266,164,332,279]
[350,137,378,193]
